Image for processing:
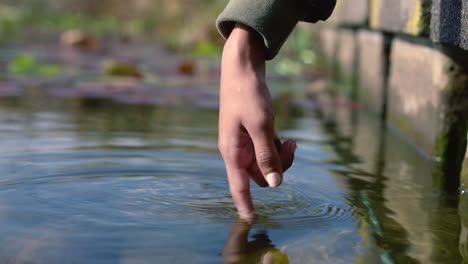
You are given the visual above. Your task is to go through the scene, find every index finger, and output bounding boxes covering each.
[225,165,255,220]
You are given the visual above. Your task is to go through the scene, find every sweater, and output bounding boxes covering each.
[216,0,337,60]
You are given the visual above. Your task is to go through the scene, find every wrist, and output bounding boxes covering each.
[223,23,266,64]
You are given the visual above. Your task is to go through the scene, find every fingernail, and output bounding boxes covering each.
[266,172,282,187]
[291,141,297,152]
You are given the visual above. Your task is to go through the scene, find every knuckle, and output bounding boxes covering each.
[256,150,274,168]
[218,142,238,163]
[245,111,274,132]
[230,186,250,197]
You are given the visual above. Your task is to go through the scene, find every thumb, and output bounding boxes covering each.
[251,132,283,188]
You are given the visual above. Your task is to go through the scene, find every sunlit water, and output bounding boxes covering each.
[0,54,465,263]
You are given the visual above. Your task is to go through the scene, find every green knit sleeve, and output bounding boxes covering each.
[216,0,304,60]
[301,0,337,23]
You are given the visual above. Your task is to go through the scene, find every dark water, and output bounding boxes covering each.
[0,45,465,263]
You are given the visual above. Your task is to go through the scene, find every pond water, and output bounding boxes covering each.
[0,44,465,263]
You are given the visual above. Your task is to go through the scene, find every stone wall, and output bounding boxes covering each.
[310,0,468,189]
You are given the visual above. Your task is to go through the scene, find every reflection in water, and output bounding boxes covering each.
[222,221,288,264]
[460,191,468,262]
[312,77,464,263]
[319,109,419,264]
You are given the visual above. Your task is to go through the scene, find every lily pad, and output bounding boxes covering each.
[8,54,61,76]
[101,60,143,78]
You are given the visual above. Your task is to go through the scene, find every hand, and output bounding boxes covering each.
[218,23,296,220]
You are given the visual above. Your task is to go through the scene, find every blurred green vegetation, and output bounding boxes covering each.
[275,25,322,76]
[0,0,321,74]
[0,1,224,53]
[8,54,61,76]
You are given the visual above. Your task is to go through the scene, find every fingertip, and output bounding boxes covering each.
[290,139,297,153]
[282,139,297,153]
[266,172,282,187]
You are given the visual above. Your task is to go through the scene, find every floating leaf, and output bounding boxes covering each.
[60,29,99,50]
[177,61,196,75]
[8,54,36,75]
[8,54,61,76]
[38,64,61,76]
[101,60,143,78]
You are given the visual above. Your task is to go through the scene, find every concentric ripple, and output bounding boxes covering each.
[252,181,355,229]
[0,147,355,228]
[0,99,361,263]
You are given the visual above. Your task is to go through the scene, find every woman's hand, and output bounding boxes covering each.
[218,23,296,220]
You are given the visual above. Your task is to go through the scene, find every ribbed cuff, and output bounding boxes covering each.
[216,0,303,60]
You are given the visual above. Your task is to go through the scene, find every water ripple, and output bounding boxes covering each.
[0,148,354,229]
[252,181,355,229]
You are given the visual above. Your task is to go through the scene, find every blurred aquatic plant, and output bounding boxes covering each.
[273,25,320,76]
[194,41,220,56]
[0,4,24,40]
[275,58,303,76]
[1,0,227,54]
[41,13,121,36]
[8,54,61,76]
[101,60,143,78]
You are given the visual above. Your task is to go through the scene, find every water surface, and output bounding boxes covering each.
[0,44,464,263]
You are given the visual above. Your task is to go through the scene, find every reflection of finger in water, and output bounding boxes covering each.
[261,249,289,264]
[459,192,468,261]
[223,220,289,264]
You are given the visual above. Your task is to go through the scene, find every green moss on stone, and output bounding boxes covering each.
[419,0,432,37]
[435,63,468,192]
[462,158,468,187]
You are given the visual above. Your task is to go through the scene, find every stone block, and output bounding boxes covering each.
[318,28,339,65]
[357,30,386,114]
[431,0,468,51]
[327,0,368,26]
[387,38,453,154]
[369,0,430,36]
[337,29,357,77]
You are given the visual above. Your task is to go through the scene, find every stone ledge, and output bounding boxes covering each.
[368,0,430,36]
[317,28,339,66]
[357,30,386,115]
[327,0,368,26]
[337,29,357,78]
[388,38,452,155]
